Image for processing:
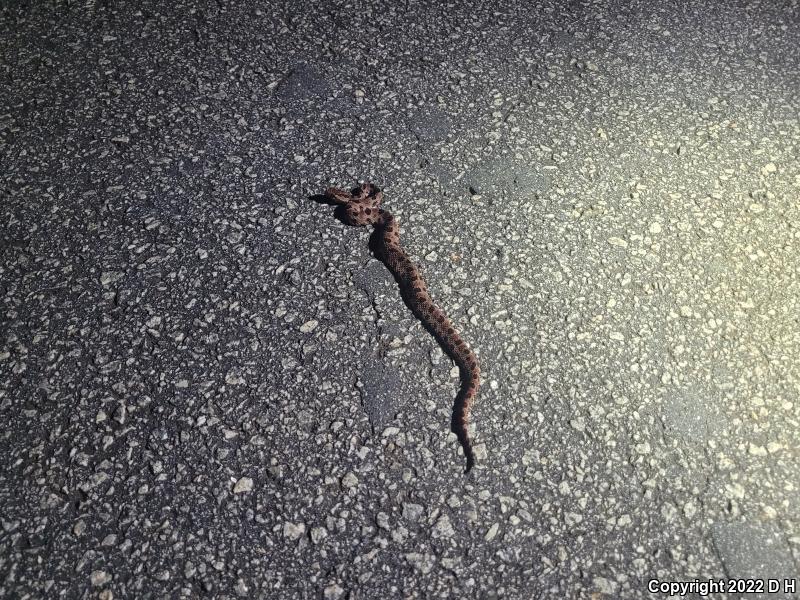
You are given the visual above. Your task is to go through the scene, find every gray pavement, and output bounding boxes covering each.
[1,1,799,598]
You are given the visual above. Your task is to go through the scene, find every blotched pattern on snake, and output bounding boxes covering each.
[324,182,481,472]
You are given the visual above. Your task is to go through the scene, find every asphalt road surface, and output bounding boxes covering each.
[1,1,799,598]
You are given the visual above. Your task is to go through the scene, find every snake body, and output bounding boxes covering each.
[325,182,480,472]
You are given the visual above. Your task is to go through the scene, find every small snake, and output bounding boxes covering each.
[324,182,481,472]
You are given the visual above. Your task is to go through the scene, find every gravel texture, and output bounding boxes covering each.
[1,1,799,598]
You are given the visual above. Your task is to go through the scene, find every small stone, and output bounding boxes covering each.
[648,222,662,234]
[235,579,249,596]
[593,577,617,594]
[725,482,745,499]
[283,522,306,540]
[311,526,328,544]
[499,496,517,512]
[433,514,454,538]
[324,583,345,599]
[392,526,409,544]
[748,443,767,456]
[184,562,196,578]
[485,523,500,541]
[300,319,318,333]
[402,503,424,522]
[100,271,123,286]
[341,472,358,488]
[661,503,677,522]
[233,477,253,494]
[404,552,435,574]
[225,369,246,385]
[761,162,777,175]
[90,570,111,586]
[522,449,539,466]
[73,520,86,536]
[473,443,488,460]
[113,404,126,425]
[569,417,585,432]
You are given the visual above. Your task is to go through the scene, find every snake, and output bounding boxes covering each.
[324,182,480,472]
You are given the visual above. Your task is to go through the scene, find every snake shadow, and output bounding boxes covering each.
[310,191,477,473]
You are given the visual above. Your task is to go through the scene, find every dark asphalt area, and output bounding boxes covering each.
[1,1,799,598]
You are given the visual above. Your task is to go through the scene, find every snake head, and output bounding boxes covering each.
[325,182,383,226]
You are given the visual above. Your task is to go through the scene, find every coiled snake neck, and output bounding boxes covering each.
[324,182,480,472]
